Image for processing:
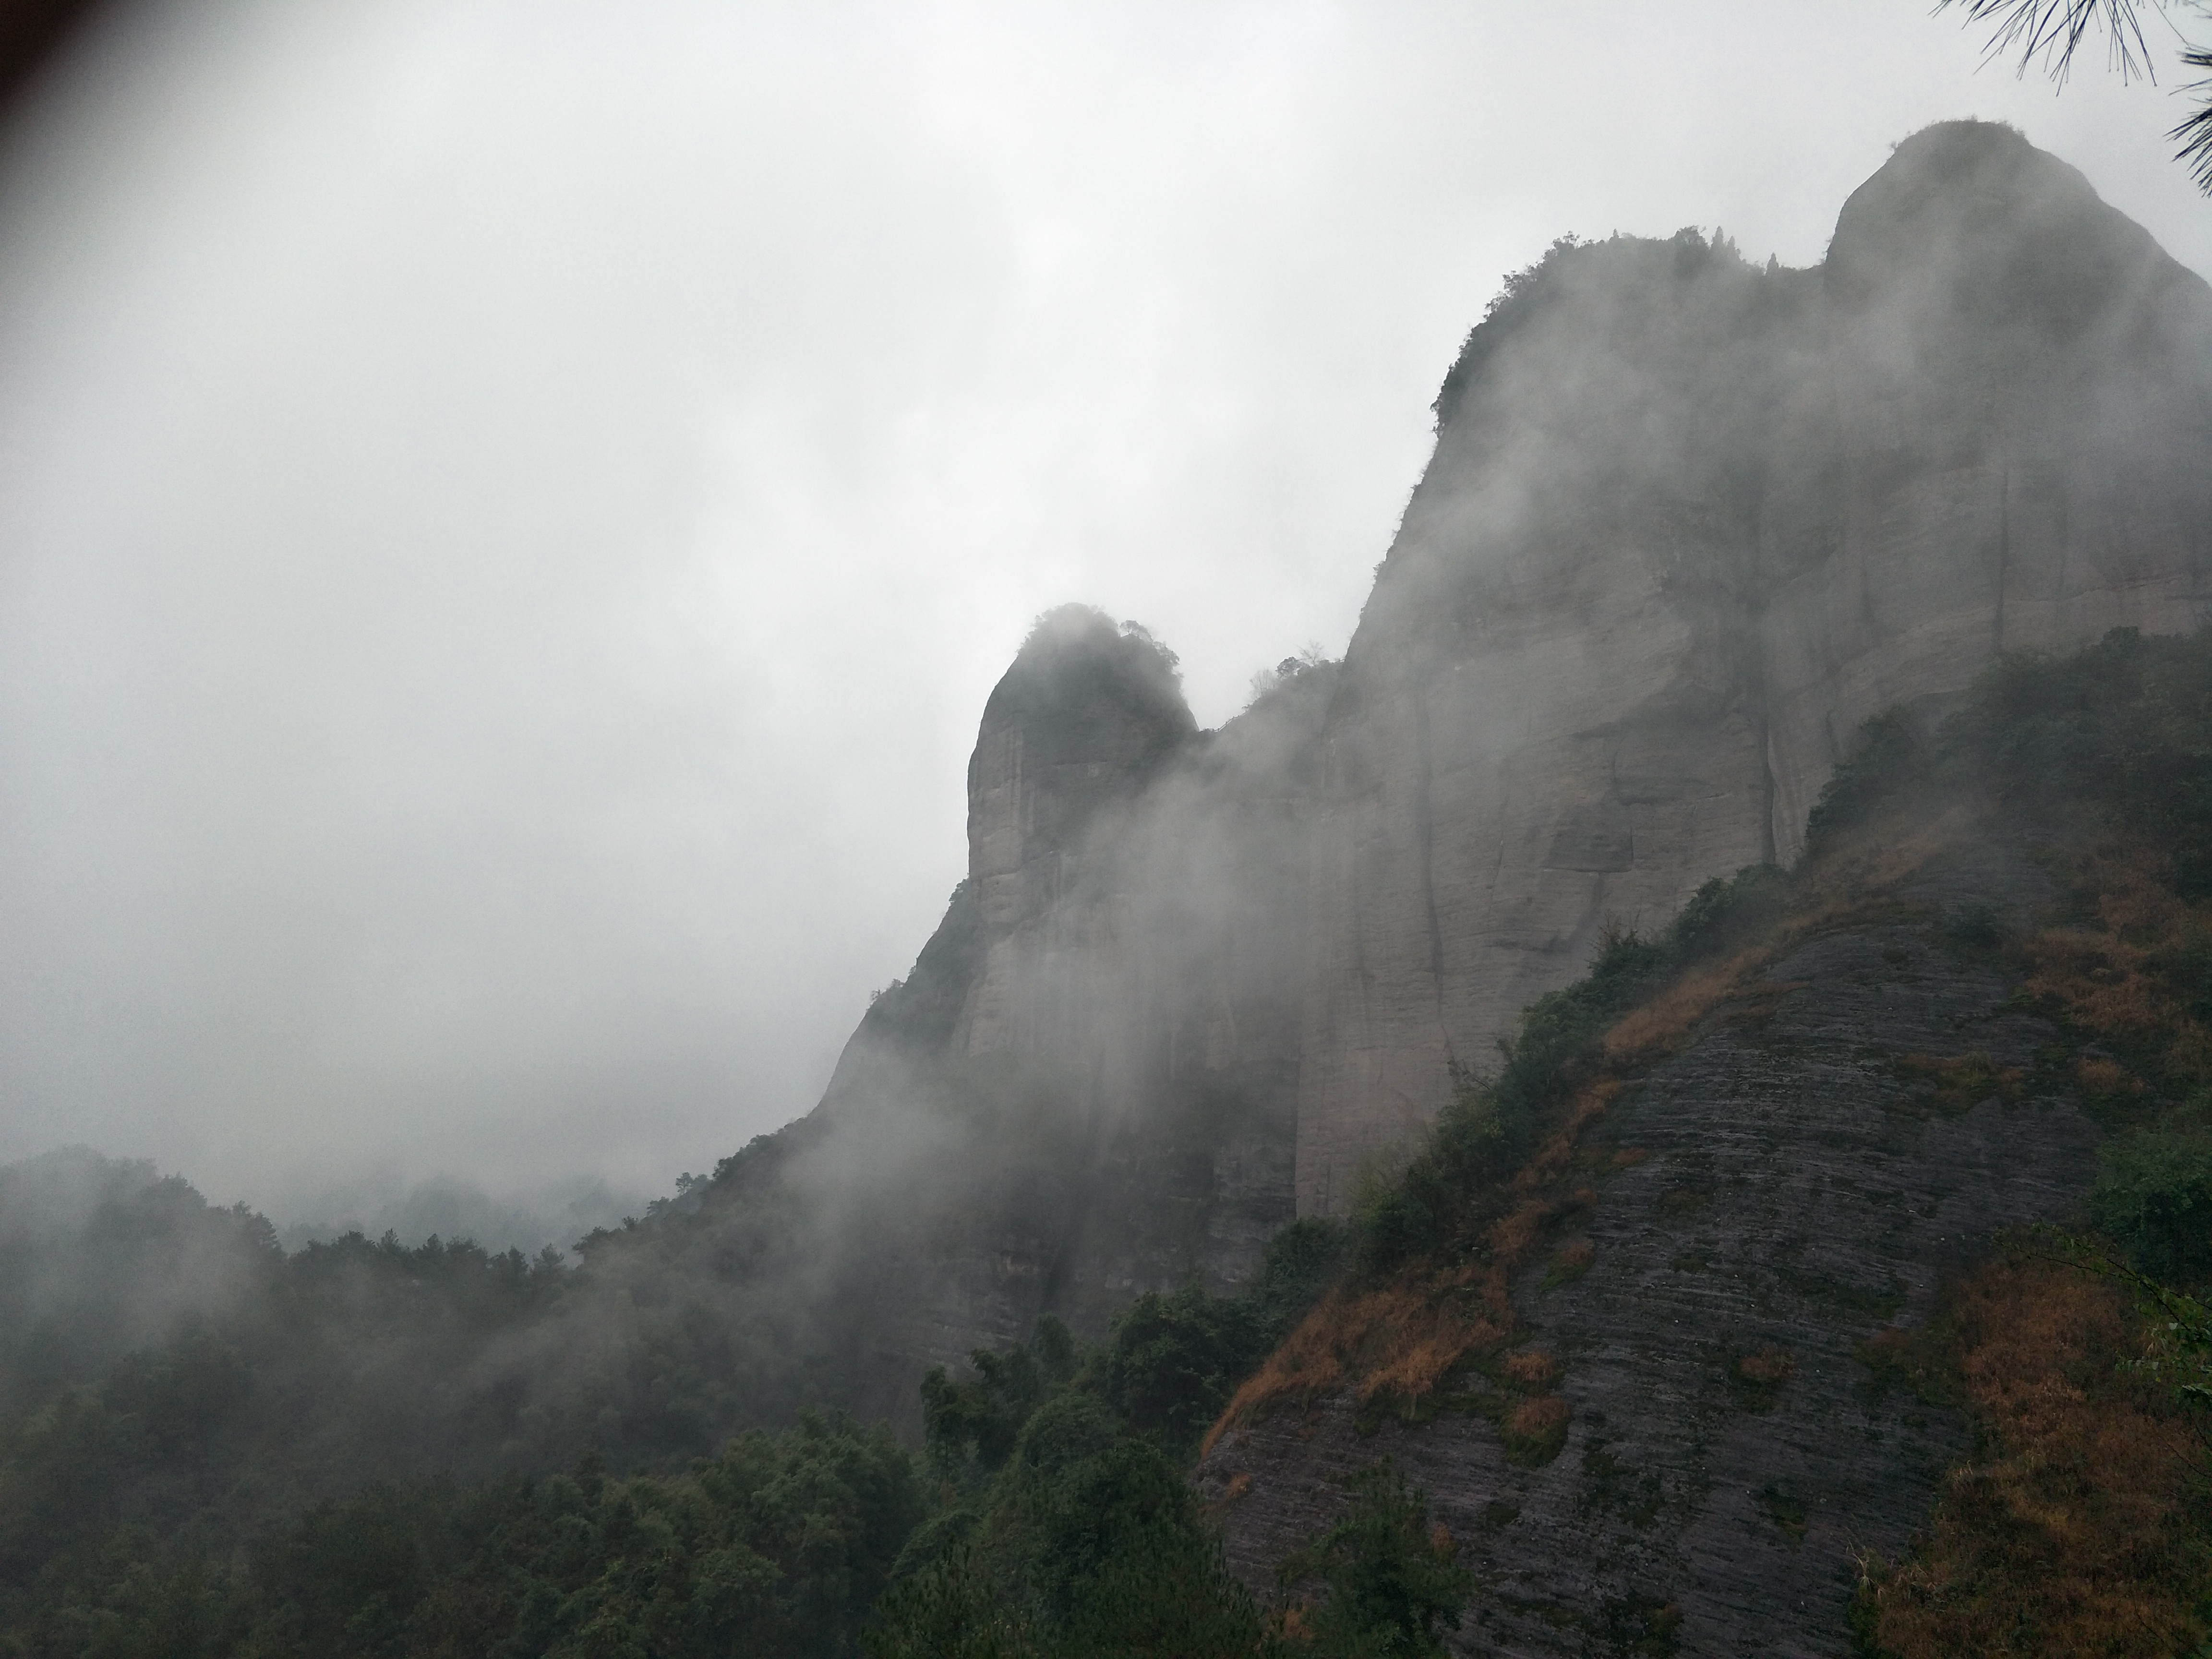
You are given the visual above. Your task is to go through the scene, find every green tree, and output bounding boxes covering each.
[1278,1462,1470,1658]
[2092,1131,2212,1282]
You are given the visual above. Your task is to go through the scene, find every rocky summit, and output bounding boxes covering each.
[818,120,2211,1405]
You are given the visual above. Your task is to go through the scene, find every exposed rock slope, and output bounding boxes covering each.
[1297,121,2212,1211]
[790,120,2209,1405]
[1198,836,2100,1656]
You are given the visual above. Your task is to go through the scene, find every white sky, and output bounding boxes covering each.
[2,0,2207,1209]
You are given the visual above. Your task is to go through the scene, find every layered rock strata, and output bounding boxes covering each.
[1198,842,2097,1655]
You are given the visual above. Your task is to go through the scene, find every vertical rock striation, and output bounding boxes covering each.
[953,605,1194,1063]
[789,120,2210,1407]
[809,611,1334,1419]
[1294,121,2212,1212]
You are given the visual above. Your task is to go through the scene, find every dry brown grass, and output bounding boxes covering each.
[1509,1080,1625,1195]
[1792,804,1978,926]
[1603,948,1770,1064]
[1893,1051,2027,1114]
[1202,1202,1561,1454]
[1503,1394,1569,1449]
[2077,1054,2150,1101]
[1483,1197,1549,1267]
[2014,835,2212,1099]
[1546,1238,1595,1281]
[1858,1256,2211,1658]
[1202,1140,1628,1455]
[1200,1470,1253,1519]
[1501,1347,1559,1389]
[2024,928,2171,1036]
[1357,1290,1514,1406]
[1209,1292,1349,1435]
[1202,1264,1518,1455]
[1602,803,1972,1070]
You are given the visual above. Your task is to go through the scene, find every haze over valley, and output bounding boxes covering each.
[6,7,2212,1655]
[4,1,2211,1228]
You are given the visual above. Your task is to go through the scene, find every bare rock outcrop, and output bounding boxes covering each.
[953,604,1194,1060]
[1201,842,2098,1655]
[808,613,1333,1421]
[793,120,2209,1415]
[1295,121,2212,1212]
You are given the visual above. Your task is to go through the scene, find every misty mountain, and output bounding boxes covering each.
[1196,618,2212,1653]
[11,622,2208,1655]
[269,1172,649,1259]
[4,117,2211,1656]
[769,117,2212,1412]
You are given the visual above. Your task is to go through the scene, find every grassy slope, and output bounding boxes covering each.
[1854,1251,2210,1657]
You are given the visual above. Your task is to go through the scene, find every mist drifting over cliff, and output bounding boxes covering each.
[1,5,2210,1632]
[3,2,2211,1226]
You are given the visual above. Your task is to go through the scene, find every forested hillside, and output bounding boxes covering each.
[6,626,2210,1655]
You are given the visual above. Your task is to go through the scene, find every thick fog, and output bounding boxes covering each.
[2,0,2209,1227]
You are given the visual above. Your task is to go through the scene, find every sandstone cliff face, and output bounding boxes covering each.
[810,612,1332,1420]
[805,121,2210,1398]
[1295,121,2212,1213]
[954,606,1193,1061]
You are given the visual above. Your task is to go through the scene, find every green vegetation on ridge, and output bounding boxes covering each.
[7,625,2212,1656]
[0,1212,1467,1657]
[1351,861,1786,1278]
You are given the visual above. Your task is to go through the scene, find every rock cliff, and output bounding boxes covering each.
[804,120,2211,1395]
[1296,120,2212,1214]
[1198,835,2099,1655]
[812,608,1332,1420]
